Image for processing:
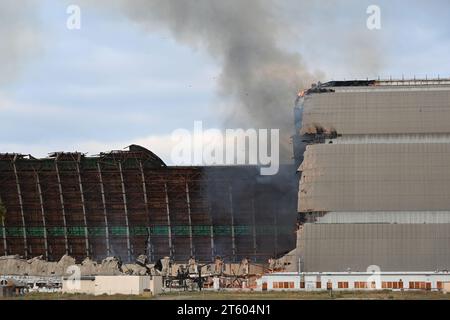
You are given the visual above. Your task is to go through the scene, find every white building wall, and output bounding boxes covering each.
[94,276,150,295]
[62,275,162,296]
[62,278,95,294]
[259,272,450,291]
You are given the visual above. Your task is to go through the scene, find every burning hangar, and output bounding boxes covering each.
[3,77,450,278]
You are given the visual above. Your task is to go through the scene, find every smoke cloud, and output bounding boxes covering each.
[3,0,385,162]
[88,0,320,162]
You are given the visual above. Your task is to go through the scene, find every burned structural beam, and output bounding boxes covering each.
[1,214,7,256]
[227,184,236,261]
[54,158,69,255]
[12,158,28,258]
[75,160,90,258]
[118,161,132,262]
[163,182,173,259]
[138,160,153,261]
[185,181,194,258]
[206,188,215,260]
[35,171,49,260]
[251,198,257,256]
[97,162,111,257]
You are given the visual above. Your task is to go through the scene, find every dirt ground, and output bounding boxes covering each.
[2,290,450,300]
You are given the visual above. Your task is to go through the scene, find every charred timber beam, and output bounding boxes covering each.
[139,161,153,261]
[75,162,90,258]
[1,216,7,256]
[210,225,215,261]
[185,180,194,257]
[12,158,28,258]
[206,184,215,261]
[274,206,278,257]
[54,158,69,255]
[97,162,111,257]
[164,182,173,258]
[228,184,236,261]
[251,198,257,256]
[118,161,132,262]
[35,171,49,260]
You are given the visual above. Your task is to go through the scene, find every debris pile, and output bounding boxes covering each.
[0,254,268,291]
[0,255,75,276]
[0,255,153,277]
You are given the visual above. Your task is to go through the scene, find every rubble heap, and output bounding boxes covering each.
[0,255,153,277]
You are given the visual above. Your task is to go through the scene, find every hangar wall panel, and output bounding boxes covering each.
[298,143,450,212]
[301,87,450,135]
[316,211,450,224]
[300,223,450,272]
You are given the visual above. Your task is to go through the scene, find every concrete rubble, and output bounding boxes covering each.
[0,255,154,277]
[0,255,75,276]
[0,254,267,288]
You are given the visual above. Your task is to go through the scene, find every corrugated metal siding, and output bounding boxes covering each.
[326,133,450,144]
[296,83,450,273]
[300,223,450,272]
[316,212,450,224]
[298,143,450,212]
[301,88,450,135]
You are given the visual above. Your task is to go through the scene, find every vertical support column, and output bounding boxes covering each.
[139,161,152,261]
[1,215,7,256]
[274,205,278,257]
[251,198,257,257]
[118,161,132,262]
[210,224,215,261]
[97,162,111,257]
[75,161,90,258]
[54,158,69,255]
[228,184,236,261]
[12,159,28,258]
[163,182,173,258]
[185,181,194,257]
[35,171,49,260]
[206,184,215,261]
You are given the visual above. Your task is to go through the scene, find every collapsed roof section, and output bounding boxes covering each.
[0,145,167,169]
[0,144,297,263]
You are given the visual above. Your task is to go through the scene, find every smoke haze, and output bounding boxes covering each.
[2,0,388,162]
[86,0,320,162]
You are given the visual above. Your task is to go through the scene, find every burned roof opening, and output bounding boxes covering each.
[320,80,377,87]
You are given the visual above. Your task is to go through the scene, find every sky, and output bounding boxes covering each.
[1,0,450,163]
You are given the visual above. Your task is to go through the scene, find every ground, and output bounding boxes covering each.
[2,290,450,300]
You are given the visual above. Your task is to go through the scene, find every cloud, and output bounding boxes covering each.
[0,0,42,85]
